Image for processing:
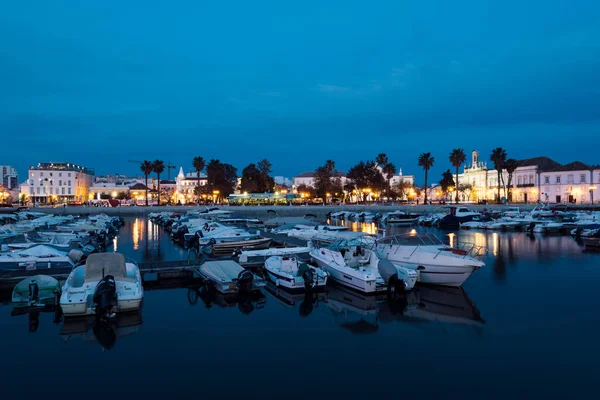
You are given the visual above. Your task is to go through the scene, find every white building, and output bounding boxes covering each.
[539,162,597,204]
[457,151,598,204]
[174,167,208,204]
[292,171,347,188]
[20,162,94,204]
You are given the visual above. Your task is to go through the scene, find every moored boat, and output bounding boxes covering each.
[60,253,143,318]
[264,256,328,291]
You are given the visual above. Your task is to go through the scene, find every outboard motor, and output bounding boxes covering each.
[236,269,254,294]
[93,275,117,319]
[378,259,407,297]
[28,280,39,305]
[298,263,315,291]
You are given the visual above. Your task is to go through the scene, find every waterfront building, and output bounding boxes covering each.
[457,151,597,204]
[20,162,94,204]
[539,162,596,204]
[0,165,18,189]
[292,171,348,188]
[174,167,208,204]
[88,182,131,200]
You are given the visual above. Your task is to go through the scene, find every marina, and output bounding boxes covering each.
[3,2,600,397]
[1,208,599,398]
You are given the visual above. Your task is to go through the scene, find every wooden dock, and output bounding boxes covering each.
[0,259,203,290]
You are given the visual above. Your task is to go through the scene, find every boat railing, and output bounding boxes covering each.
[452,241,488,258]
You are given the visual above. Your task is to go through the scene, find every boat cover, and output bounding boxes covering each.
[84,253,127,282]
[17,245,67,258]
[12,275,59,295]
[200,260,243,282]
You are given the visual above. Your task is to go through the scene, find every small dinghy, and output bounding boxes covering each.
[12,275,60,306]
[197,260,266,294]
[264,256,328,291]
[60,253,143,318]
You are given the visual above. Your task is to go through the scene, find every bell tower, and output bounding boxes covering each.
[472,150,479,167]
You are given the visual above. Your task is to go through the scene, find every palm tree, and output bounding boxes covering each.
[192,156,205,203]
[376,153,389,167]
[140,160,154,206]
[324,159,335,173]
[449,149,466,204]
[504,158,518,203]
[152,160,165,205]
[418,153,435,204]
[382,162,397,198]
[490,147,507,203]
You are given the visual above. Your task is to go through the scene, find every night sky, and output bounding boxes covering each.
[2,1,599,182]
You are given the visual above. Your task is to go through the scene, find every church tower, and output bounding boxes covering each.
[472,150,479,168]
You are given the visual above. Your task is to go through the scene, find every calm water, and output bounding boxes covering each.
[1,217,599,399]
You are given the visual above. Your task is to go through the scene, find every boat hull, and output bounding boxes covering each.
[311,254,384,294]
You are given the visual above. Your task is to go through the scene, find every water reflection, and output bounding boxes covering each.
[10,304,62,333]
[187,286,266,315]
[60,312,143,350]
[264,281,327,317]
[325,283,484,335]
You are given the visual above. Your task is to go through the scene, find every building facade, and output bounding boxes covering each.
[20,162,94,204]
[174,167,208,204]
[1,165,18,189]
[457,151,598,204]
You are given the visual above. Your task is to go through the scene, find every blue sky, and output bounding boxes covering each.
[2,0,599,183]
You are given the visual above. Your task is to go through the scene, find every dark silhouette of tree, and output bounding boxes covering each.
[152,160,165,205]
[192,156,206,202]
[257,159,275,192]
[490,147,507,202]
[439,169,455,197]
[206,159,238,201]
[449,149,466,204]
[313,159,337,200]
[505,158,519,202]
[140,160,153,206]
[240,163,261,193]
[418,153,435,204]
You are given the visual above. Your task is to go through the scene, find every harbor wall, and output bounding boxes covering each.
[9,203,597,220]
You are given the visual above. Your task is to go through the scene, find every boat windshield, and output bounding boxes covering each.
[376,233,445,246]
[327,237,374,251]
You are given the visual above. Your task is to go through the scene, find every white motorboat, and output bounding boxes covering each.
[381,211,419,225]
[375,233,486,287]
[310,238,417,294]
[11,275,60,306]
[183,221,260,245]
[0,245,83,271]
[532,221,565,234]
[60,253,143,317]
[197,260,266,294]
[238,246,313,267]
[287,224,349,240]
[264,256,328,291]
